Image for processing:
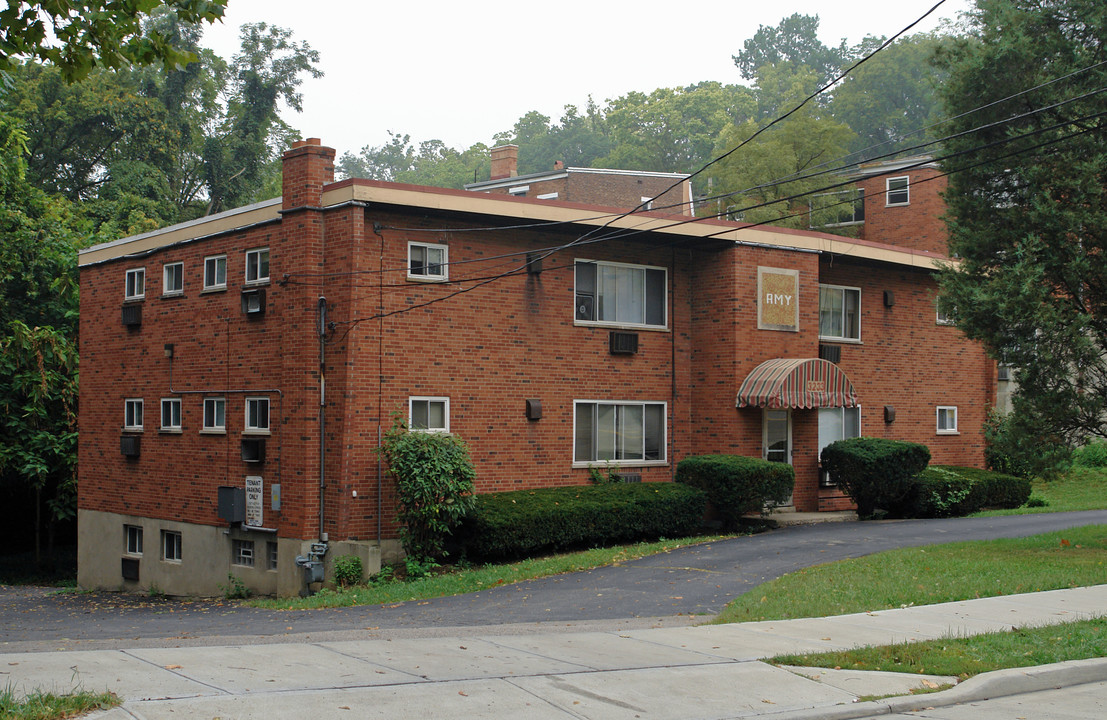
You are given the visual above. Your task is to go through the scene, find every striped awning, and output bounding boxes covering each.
[736,358,858,409]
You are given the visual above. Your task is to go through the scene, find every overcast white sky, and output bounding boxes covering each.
[201,0,973,157]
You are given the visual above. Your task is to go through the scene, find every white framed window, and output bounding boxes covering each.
[245,248,270,284]
[409,396,449,432]
[573,401,666,465]
[162,262,183,296]
[537,192,559,200]
[886,176,910,206]
[245,397,270,433]
[408,242,448,281]
[203,255,227,290]
[574,260,667,329]
[232,539,255,567]
[937,406,958,434]
[125,525,143,555]
[160,398,182,431]
[819,285,861,341]
[203,397,226,432]
[125,268,145,300]
[508,185,529,196]
[936,309,955,326]
[124,398,144,430]
[162,530,182,562]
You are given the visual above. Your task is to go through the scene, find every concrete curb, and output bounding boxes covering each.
[754,656,1107,720]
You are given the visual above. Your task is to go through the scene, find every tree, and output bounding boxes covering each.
[599,82,754,173]
[936,0,1107,454]
[830,33,953,157]
[202,22,322,214]
[0,112,86,561]
[733,13,849,86]
[704,68,855,229]
[0,0,227,81]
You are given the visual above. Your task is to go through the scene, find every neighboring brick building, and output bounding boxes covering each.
[77,140,993,596]
[465,144,693,216]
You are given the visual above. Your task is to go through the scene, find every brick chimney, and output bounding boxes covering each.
[282,138,336,210]
[490,144,519,180]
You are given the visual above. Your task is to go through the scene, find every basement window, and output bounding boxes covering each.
[232,539,255,567]
[125,525,143,555]
[162,530,182,562]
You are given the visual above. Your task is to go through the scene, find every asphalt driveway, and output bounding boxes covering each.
[3,510,1105,651]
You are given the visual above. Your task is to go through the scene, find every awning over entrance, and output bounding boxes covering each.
[736,358,859,409]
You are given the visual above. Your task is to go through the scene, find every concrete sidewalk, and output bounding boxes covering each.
[2,586,1105,720]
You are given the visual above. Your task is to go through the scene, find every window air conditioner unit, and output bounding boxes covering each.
[241,437,266,463]
[121,304,142,327]
[120,435,141,457]
[819,344,841,364]
[121,557,140,581]
[609,331,639,355]
[241,288,266,316]
[819,467,837,488]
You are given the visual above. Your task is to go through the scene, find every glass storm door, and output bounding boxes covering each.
[763,409,793,505]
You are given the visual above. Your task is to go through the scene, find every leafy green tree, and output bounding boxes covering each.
[733,13,849,86]
[202,22,322,214]
[936,0,1107,453]
[0,1,227,81]
[337,132,416,182]
[831,33,953,156]
[0,112,86,561]
[599,82,754,173]
[704,69,855,228]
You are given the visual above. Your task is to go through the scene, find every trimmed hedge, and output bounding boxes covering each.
[821,437,931,518]
[880,465,1034,519]
[457,482,707,560]
[675,454,794,528]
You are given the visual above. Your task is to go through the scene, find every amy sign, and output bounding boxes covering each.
[758,267,799,332]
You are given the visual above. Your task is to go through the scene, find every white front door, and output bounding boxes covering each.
[763,409,793,505]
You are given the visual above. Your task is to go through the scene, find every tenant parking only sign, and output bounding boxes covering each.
[245,475,263,527]
[757,267,800,332]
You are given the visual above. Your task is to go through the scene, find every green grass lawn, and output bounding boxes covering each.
[0,687,118,720]
[250,534,732,610]
[975,466,1107,515]
[770,619,1107,680]
[713,524,1107,624]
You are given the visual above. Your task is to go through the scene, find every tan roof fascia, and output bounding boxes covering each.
[325,182,947,271]
[78,199,282,267]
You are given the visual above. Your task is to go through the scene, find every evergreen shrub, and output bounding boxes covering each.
[821,437,931,518]
[675,454,794,528]
[458,482,706,560]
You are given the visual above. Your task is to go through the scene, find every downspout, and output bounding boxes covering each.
[318,297,328,542]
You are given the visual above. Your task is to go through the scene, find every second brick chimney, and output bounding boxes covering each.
[282,138,336,210]
[490,144,519,180]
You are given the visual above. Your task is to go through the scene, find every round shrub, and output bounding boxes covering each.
[675,454,794,529]
[821,437,930,518]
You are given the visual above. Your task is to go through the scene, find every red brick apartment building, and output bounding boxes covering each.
[77,140,994,596]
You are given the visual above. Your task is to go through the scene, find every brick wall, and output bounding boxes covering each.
[857,167,949,255]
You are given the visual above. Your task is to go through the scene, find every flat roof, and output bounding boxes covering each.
[79,178,947,271]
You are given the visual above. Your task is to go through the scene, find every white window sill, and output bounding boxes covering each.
[243,429,271,436]
[936,430,960,435]
[199,429,226,435]
[122,427,143,433]
[201,286,227,294]
[407,275,449,283]
[572,460,668,469]
[818,336,862,344]
[575,320,669,332]
[161,292,184,299]
[244,279,270,287]
[124,297,145,302]
[159,428,183,434]
[885,202,910,208]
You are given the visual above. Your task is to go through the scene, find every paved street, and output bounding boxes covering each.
[3,510,1106,651]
